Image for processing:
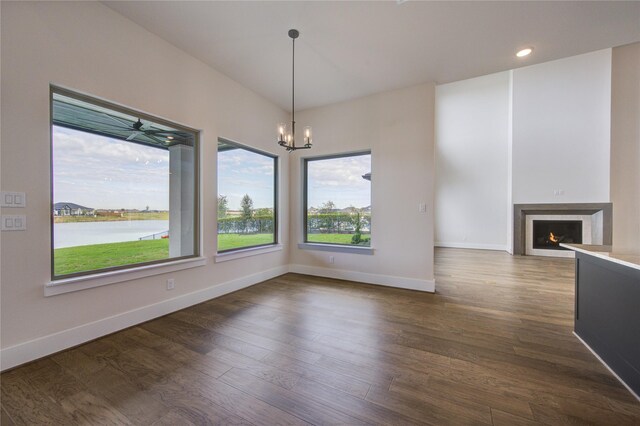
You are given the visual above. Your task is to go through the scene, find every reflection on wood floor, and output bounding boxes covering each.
[2,248,639,425]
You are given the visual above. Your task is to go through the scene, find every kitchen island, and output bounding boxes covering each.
[561,244,640,400]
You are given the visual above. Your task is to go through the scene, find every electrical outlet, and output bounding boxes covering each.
[329,256,335,264]
[167,278,175,290]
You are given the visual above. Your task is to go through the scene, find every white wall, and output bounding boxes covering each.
[0,2,289,367]
[289,84,436,291]
[610,43,640,253]
[434,50,614,252]
[435,72,510,250]
[511,49,612,204]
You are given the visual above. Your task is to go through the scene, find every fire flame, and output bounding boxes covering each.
[549,232,559,243]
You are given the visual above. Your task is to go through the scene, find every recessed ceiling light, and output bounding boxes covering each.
[516,48,533,58]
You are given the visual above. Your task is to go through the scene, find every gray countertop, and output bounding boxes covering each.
[560,244,640,271]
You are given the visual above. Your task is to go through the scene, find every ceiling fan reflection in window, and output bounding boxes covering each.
[51,92,195,149]
[102,115,179,143]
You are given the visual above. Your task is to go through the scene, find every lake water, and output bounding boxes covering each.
[54,220,169,249]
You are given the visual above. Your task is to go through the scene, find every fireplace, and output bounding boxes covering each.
[513,203,612,257]
[532,220,582,250]
[525,214,593,257]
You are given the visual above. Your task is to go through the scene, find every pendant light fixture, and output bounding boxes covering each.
[278,29,312,152]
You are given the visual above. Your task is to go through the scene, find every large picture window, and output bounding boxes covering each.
[51,87,199,279]
[304,152,371,246]
[217,139,277,252]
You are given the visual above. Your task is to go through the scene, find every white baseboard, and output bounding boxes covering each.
[435,242,508,252]
[289,264,435,293]
[0,265,288,372]
[573,332,640,402]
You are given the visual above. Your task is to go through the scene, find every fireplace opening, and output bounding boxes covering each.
[532,220,582,250]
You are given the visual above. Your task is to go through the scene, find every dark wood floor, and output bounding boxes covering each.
[2,248,640,425]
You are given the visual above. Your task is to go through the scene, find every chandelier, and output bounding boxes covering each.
[278,29,312,152]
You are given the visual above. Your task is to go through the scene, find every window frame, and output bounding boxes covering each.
[216,137,279,254]
[49,85,201,281]
[303,150,372,247]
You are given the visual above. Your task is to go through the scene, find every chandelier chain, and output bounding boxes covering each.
[292,35,295,140]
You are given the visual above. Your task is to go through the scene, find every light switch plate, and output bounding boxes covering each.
[1,215,26,231]
[1,191,26,207]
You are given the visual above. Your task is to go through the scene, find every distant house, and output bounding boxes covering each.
[339,206,360,214]
[53,202,95,216]
[334,206,371,214]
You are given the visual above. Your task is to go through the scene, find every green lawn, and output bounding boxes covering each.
[218,233,275,251]
[53,234,276,276]
[53,233,367,276]
[307,233,371,246]
[54,239,170,276]
[218,233,371,250]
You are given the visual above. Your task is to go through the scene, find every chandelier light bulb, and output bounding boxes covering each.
[304,126,312,146]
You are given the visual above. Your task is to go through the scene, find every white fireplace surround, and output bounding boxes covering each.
[525,213,604,257]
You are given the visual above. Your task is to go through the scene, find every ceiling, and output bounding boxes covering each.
[103,1,640,112]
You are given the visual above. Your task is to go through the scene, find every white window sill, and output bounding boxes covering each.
[298,243,374,255]
[215,244,283,263]
[45,256,207,297]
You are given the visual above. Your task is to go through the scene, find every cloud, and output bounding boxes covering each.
[218,148,276,209]
[53,127,170,209]
[307,155,371,209]
[53,127,370,212]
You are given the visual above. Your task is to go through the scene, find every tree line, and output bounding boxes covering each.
[217,194,273,234]
[218,195,273,219]
[218,195,370,238]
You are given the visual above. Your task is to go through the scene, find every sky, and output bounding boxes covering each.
[53,126,170,210]
[307,154,371,209]
[219,149,371,211]
[218,148,275,210]
[54,125,371,212]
